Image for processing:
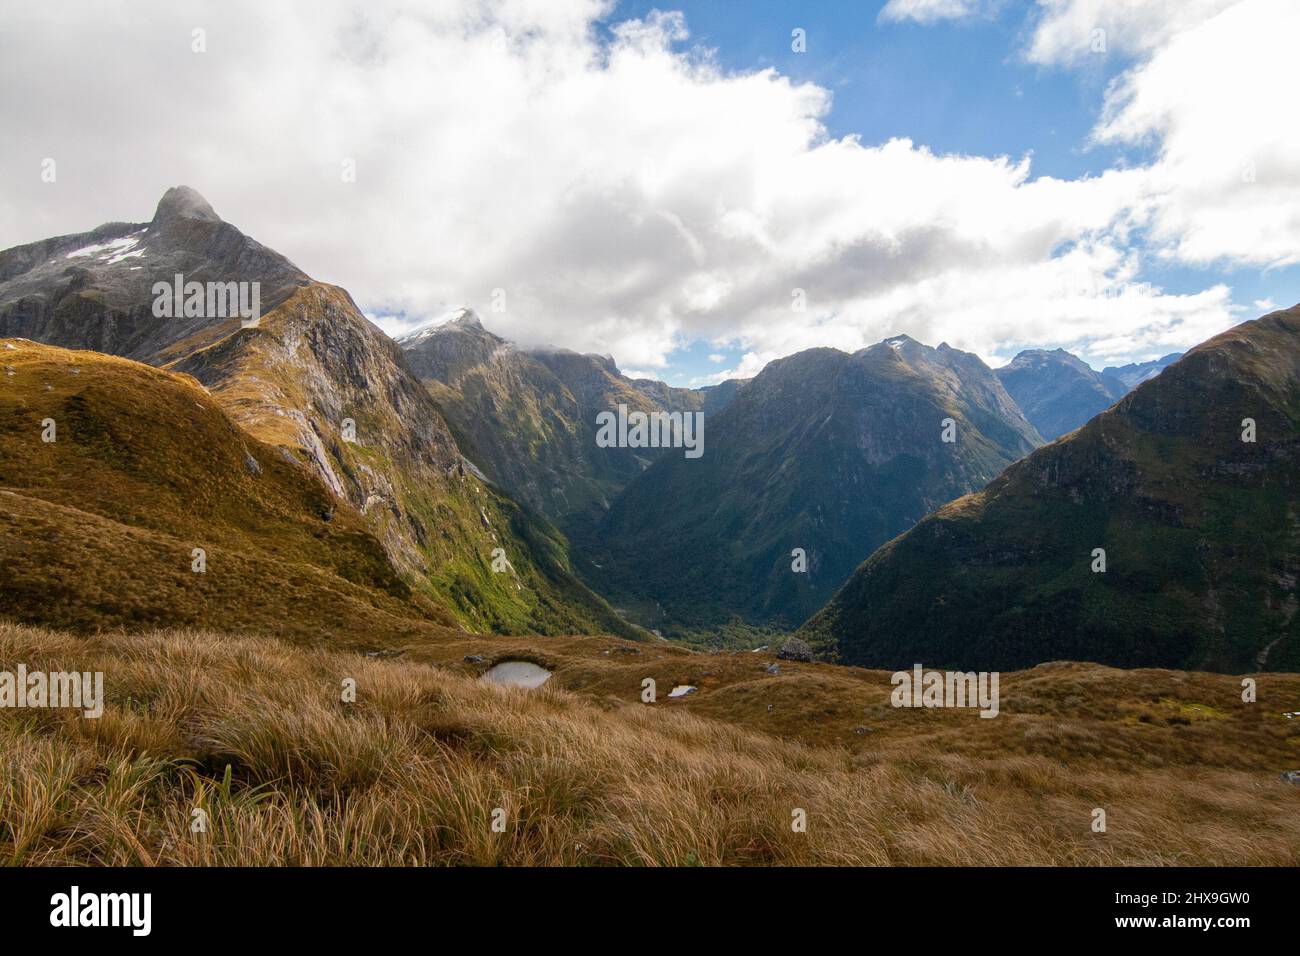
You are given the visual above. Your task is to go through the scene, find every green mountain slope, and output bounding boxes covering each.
[586,335,1043,634]
[0,188,636,638]
[800,307,1300,673]
[401,311,733,530]
[0,339,455,642]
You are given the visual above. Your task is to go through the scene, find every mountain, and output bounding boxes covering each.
[1102,353,1182,391]
[697,378,751,415]
[401,312,734,528]
[800,306,1300,673]
[0,187,637,638]
[586,335,1044,633]
[0,186,309,363]
[997,348,1127,441]
[0,339,451,641]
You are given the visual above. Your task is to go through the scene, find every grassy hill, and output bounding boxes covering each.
[2,618,1297,865]
[0,339,457,641]
[0,338,637,640]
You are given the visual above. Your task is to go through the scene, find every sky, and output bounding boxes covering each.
[1,0,1297,386]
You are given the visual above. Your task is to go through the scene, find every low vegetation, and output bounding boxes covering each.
[3,620,1297,866]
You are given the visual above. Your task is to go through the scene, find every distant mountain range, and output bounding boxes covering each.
[996,349,1183,441]
[1102,354,1183,391]
[385,307,1201,640]
[400,310,728,528]
[996,349,1128,441]
[801,307,1300,672]
[582,335,1043,633]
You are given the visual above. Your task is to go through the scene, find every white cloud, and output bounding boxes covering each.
[691,350,773,387]
[1020,0,1300,270]
[1027,0,1243,66]
[879,0,993,24]
[1091,0,1300,268]
[0,0,1281,380]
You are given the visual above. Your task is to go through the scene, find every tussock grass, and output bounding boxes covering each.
[1,620,1297,866]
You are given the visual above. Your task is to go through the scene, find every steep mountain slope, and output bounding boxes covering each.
[996,348,1127,441]
[801,307,1300,673]
[401,312,728,528]
[588,335,1044,633]
[0,188,636,638]
[0,339,452,641]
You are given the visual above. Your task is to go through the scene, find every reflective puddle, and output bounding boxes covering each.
[479,660,552,689]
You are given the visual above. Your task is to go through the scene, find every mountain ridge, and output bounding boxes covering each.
[585,335,1044,634]
[0,187,639,638]
[800,305,1300,672]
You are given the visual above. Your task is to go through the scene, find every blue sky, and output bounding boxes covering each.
[604,0,1298,385]
[4,1,1296,387]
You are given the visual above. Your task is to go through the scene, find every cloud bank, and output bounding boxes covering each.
[0,0,1294,382]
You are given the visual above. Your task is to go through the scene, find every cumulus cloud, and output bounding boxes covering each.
[0,0,1286,380]
[1027,0,1242,66]
[1091,0,1300,268]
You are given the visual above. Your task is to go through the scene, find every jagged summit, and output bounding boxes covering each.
[996,347,1129,440]
[448,308,483,330]
[397,308,489,346]
[151,185,220,225]
[876,333,919,351]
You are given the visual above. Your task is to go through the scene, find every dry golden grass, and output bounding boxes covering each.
[2,620,1298,866]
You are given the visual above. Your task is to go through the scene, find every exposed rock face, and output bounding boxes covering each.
[0,186,309,362]
[697,378,751,415]
[586,335,1044,633]
[997,348,1127,441]
[0,188,637,638]
[776,637,814,662]
[801,306,1300,673]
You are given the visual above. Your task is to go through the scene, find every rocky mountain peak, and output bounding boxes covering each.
[447,308,483,330]
[151,186,221,226]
